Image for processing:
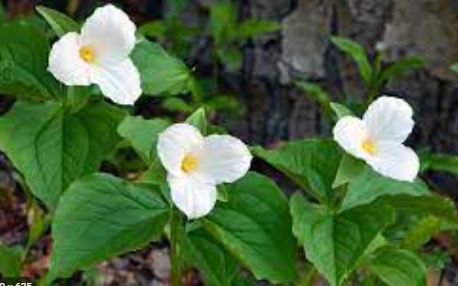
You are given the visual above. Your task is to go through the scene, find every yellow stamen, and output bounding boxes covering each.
[181,154,198,173]
[79,46,95,63]
[362,138,377,155]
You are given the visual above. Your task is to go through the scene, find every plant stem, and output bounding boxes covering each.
[302,266,317,286]
[170,208,183,286]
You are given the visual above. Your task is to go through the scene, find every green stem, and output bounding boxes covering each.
[170,208,183,286]
[302,266,317,286]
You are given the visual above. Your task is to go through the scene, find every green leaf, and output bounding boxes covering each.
[186,107,207,134]
[205,172,296,283]
[162,97,194,113]
[0,245,22,277]
[296,81,333,119]
[330,102,355,119]
[290,193,394,286]
[36,6,80,37]
[380,56,426,84]
[210,1,237,44]
[379,194,457,223]
[341,168,428,211]
[401,216,442,250]
[450,63,458,74]
[204,94,242,114]
[420,152,458,177]
[66,86,92,113]
[0,101,125,209]
[422,248,450,270]
[118,115,170,163]
[138,20,167,38]
[139,157,167,186]
[332,154,365,188]
[0,22,60,100]
[49,173,170,279]
[252,139,342,203]
[368,248,426,286]
[183,228,239,286]
[237,19,280,40]
[331,36,373,84]
[131,39,191,96]
[0,3,5,24]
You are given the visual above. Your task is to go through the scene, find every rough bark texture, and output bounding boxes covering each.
[225,0,458,146]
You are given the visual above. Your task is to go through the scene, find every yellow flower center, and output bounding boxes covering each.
[181,154,198,173]
[79,46,95,63]
[362,138,377,155]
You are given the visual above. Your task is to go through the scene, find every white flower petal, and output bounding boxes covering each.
[168,175,217,219]
[197,135,252,184]
[48,32,91,86]
[91,59,141,105]
[157,123,204,177]
[363,96,414,143]
[333,116,369,160]
[367,142,419,182]
[81,4,136,64]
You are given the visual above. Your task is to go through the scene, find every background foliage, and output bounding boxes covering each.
[0,0,457,285]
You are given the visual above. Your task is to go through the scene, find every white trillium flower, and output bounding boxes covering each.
[333,96,420,182]
[157,123,252,219]
[48,4,141,105]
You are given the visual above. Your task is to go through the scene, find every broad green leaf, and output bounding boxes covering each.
[368,248,426,286]
[331,36,372,84]
[36,6,79,37]
[0,245,22,277]
[332,154,365,188]
[131,39,191,96]
[49,173,170,279]
[0,22,60,100]
[183,228,239,286]
[186,107,207,134]
[401,216,441,250]
[330,102,354,119]
[290,193,394,286]
[420,152,458,177]
[296,81,333,119]
[0,101,125,209]
[162,97,194,113]
[380,56,426,84]
[205,172,296,283]
[379,194,457,223]
[237,19,280,40]
[252,139,342,203]
[364,234,389,257]
[118,115,170,163]
[341,168,428,211]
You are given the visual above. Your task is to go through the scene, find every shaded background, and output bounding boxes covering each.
[0,0,458,285]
